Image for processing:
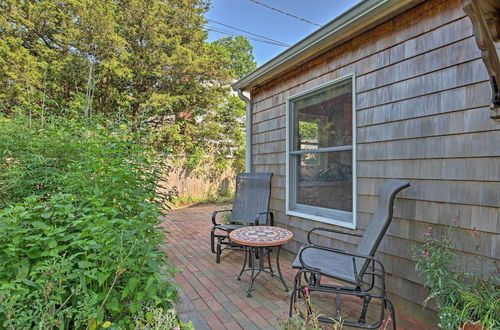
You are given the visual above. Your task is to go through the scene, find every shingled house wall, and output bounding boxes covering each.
[248,0,499,317]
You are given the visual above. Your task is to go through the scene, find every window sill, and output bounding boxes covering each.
[286,209,356,229]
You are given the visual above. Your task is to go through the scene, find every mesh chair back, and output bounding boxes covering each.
[354,180,410,277]
[231,173,273,225]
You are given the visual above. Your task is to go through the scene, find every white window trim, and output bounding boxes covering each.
[285,73,357,229]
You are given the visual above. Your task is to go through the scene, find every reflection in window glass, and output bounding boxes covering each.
[298,121,319,150]
[293,80,352,151]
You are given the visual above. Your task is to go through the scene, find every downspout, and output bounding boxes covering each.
[237,90,252,172]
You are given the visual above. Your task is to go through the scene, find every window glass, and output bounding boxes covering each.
[288,76,355,224]
[293,81,352,151]
[292,151,352,212]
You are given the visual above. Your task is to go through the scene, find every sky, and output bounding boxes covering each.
[206,0,362,66]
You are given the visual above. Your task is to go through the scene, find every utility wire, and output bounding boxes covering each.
[206,24,289,46]
[247,0,322,27]
[206,19,290,46]
[206,26,288,46]
[95,0,290,47]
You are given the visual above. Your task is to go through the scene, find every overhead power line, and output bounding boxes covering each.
[247,0,322,27]
[206,19,290,46]
[208,29,288,47]
[206,26,288,46]
[96,0,290,47]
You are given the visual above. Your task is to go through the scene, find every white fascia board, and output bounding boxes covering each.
[232,0,423,91]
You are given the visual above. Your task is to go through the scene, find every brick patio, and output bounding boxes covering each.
[161,205,436,329]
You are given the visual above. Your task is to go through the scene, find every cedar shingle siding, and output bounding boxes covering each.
[248,0,499,315]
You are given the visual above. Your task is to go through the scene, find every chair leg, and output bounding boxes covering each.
[216,238,222,263]
[210,227,216,254]
[289,271,302,317]
[386,298,397,330]
[299,272,308,298]
[357,295,371,324]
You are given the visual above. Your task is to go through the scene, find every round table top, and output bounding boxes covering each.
[229,226,293,247]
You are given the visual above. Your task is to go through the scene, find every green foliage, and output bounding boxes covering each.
[414,224,499,329]
[459,279,499,329]
[171,192,234,209]
[1,0,256,175]
[196,95,246,175]
[134,307,194,330]
[154,94,246,176]
[0,0,227,118]
[211,36,257,79]
[0,117,79,205]
[414,227,463,310]
[0,117,177,328]
[298,121,319,142]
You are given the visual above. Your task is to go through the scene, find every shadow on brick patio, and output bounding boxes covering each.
[161,205,436,330]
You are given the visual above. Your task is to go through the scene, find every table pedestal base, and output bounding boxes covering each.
[237,245,288,297]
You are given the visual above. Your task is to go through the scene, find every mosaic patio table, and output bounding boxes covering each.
[229,226,293,297]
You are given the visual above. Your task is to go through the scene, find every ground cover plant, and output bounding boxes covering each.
[0,116,184,329]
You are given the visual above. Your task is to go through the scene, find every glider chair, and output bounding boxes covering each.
[290,180,410,329]
[210,172,273,263]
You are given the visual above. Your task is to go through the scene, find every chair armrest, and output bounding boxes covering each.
[307,227,362,245]
[298,245,386,286]
[212,209,232,226]
[254,211,274,226]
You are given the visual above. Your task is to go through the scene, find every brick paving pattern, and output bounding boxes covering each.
[162,205,436,329]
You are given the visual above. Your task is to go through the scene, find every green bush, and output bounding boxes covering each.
[0,117,82,205]
[414,224,499,329]
[0,117,177,329]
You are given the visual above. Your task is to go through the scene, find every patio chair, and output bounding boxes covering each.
[210,172,274,263]
[290,179,410,329]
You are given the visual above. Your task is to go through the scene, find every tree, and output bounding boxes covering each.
[0,0,256,174]
[211,36,257,79]
[196,95,247,175]
[0,0,231,119]
[180,36,258,174]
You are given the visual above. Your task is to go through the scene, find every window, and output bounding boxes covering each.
[286,74,356,228]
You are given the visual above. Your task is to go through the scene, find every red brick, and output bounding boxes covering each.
[253,306,275,319]
[206,298,224,312]
[184,289,200,300]
[192,298,209,311]
[197,289,215,301]
[223,320,243,330]
[231,311,253,326]
[162,205,435,330]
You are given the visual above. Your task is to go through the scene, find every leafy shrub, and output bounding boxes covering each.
[0,117,177,328]
[414,222,499,329]
[134,307,194,330]
[0,117,82,205]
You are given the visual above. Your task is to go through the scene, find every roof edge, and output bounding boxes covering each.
[233,0,423,91]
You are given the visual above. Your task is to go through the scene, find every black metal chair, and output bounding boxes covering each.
[290,179,410,329]
[210,172,274,263]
